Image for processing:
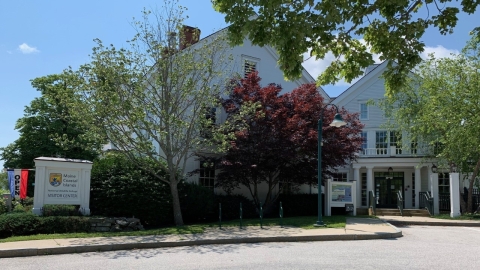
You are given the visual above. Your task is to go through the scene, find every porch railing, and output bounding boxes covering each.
[397,190,404,216]
[420,191,434,216]
[369,191,376,216]
[360,145,434,157]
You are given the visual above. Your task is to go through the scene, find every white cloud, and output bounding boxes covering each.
[302,43,458,87]
[302,49,381,87]
[420,45,459,59]
[18,43,39,54]
[6,50,12,54]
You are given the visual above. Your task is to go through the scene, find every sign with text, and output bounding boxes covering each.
[331,184,352,202]
[45,170,80,202]
[33,157,93,216]
[326,180,357,216]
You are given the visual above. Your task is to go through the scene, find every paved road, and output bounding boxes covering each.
[1,226,479,269]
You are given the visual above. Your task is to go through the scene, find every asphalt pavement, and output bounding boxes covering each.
[0,215,478,259]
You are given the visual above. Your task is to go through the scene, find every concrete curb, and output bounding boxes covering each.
[386,220,480,227]
[0,229,402,258]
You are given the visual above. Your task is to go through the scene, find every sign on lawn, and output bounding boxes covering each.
[32,157,92,216]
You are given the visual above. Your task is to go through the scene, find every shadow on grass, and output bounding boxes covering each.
[0,215,347,243]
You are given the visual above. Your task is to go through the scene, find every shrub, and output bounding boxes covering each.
[42,204,82,217]
[38,216,90,234]
[0,212,40,238]
[90,153,172,226]
[0,197,7,215]
[179,182,215,223]
[215,194,257,220]
[275,194,321,217]
[0,213,91,238]
[12,202,26,213]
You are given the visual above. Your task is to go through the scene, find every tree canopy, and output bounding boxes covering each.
[383,33,480,212]
[212,0,479,96]
[0,73,103,169]
[213,72,364,210]
[67,1,243,226]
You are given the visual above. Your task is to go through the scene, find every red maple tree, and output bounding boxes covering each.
[215,72,364,211]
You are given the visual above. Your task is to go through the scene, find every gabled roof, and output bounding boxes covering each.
[194,26,329,99]
[331,61,389,106]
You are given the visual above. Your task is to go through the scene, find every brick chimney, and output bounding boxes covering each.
[179,25,201,50]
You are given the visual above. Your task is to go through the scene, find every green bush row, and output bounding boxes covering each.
[0,212,90,238]
[89,153,257,226]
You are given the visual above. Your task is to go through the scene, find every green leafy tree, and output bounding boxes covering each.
[383,33,480,213]
[212,0,479,96]
[0,171,8,192]
[0,73,103,169]
[69,1,249,226]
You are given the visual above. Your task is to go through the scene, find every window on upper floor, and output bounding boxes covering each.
[243,57,259,78]
[389,131,402,154]
[410,140,418,154]
[360,103,368,120]
[361,132,368,150]
[375,131,388,154]
[200,107,217,138]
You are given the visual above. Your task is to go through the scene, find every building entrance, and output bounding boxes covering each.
[374,172,404,208]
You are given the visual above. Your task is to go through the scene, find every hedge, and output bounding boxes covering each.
[0,212,91,238]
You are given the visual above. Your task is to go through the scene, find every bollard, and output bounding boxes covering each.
[240,202,243,229]
[279,201,283,228]
[219,203,222,229]
[260,203,263,229]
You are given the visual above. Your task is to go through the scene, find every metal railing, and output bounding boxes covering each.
[439,193,451,212]
[420,191,434,216]
[369,190,376,216]
[397,190,404,216]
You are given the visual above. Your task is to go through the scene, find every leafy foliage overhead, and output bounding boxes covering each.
[212,0,480,96]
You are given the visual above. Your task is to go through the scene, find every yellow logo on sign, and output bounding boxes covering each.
[49,173,62,187]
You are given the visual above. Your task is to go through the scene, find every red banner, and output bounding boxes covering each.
[20,169,29,199]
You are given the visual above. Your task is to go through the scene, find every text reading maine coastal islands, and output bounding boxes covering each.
[47,172,79,199]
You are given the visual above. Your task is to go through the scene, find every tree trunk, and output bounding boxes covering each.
[169,178,184,226]
[467,159,480,213]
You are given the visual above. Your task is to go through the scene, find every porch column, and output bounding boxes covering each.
[366,165,374,206]
[450,173,461,218]
[353,166,361,207]
[430,172,439,215]
[414,166,421,209]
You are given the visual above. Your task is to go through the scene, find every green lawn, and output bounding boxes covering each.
[0,215,346,243]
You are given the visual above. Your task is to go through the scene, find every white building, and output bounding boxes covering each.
[330,61,470,214]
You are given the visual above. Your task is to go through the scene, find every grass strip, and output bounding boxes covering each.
[0,215,348,243]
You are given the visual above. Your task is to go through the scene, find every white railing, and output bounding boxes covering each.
[360,146,431,157]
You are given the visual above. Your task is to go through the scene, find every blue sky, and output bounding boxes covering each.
[0,0,478,168]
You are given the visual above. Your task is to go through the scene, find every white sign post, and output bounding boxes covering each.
[326,179,356,216]
[32,157,93,216]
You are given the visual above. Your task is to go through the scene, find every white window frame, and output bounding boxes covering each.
[242,55,260,78]
[360,103,369,120]
[198,161,216,191]
[331,172,348,182]
[361,131,368,150]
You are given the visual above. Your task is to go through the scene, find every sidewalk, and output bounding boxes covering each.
[0,218,401,258]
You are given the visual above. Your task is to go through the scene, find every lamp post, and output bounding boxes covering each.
[315,104,347,226]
